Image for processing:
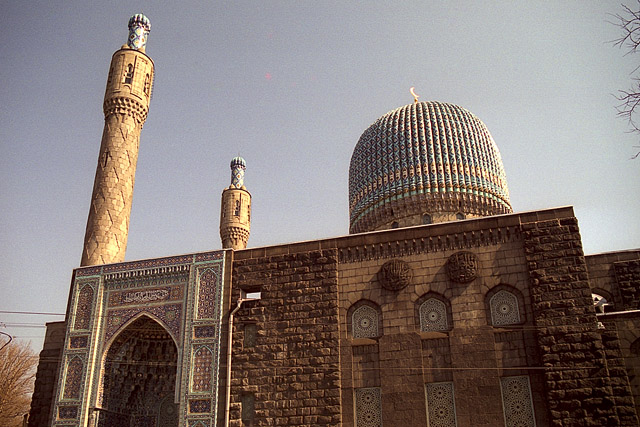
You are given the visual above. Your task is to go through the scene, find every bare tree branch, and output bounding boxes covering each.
[612,1,640,159]
[0,341,36,427]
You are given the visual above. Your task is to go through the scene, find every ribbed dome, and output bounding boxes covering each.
[349,101,512,234]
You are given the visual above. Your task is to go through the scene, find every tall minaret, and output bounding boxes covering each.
[220,157,251,250]
[81,14,154,266]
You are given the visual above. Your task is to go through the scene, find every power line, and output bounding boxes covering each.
[0,310,65,316]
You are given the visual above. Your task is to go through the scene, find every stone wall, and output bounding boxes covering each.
[522,216,639,426]
[585,249,640,310]
[230,246,342,426]
[28,321,66,427]
[336,211,550,427]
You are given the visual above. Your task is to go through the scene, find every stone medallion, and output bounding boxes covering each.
[378,259,412,291]
[446,251,478,283]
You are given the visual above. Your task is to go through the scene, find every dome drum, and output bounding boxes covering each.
[350,191,511,234]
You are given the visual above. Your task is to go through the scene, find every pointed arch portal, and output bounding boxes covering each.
[97,315,178,427]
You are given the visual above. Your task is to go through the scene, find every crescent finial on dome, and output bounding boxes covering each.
[410,87,420,103]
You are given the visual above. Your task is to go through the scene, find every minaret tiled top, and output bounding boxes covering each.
[230,156,247,189]
[127,14,151,50]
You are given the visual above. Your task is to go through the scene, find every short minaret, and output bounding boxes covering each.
[81,14,154,266]
[220,157,251,250]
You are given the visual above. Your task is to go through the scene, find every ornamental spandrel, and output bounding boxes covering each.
[446,251,478,283]
[378,259,412,291]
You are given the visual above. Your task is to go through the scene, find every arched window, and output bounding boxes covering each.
[419,298,449,332]
[352,304,380,338]
[144,73,150,95]
[489,290,521,326]
[124,64,134,84]
[456,212,465,220]
[234,199,241,216]
[422,213,432,225]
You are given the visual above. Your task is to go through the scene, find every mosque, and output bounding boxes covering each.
[28,14,640,427]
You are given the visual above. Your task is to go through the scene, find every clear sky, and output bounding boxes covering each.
[1,1,639,351]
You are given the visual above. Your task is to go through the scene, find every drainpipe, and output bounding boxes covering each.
[224,296,246,427]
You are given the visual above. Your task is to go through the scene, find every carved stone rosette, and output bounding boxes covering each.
[378,259,412,291]
[446,251,478,283]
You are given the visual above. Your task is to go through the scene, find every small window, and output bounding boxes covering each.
[425,382,457,426]
[244,323,256,348]
[124,64,134,84]
[455,212,465,220]
[234,199,241,216]
[144,73,150,95]
[422,213,432,225]
[419,298,449,332]
[490,290,521,326]
[241,393,255,424]
[352,304,380,338]
[391,221,399,229]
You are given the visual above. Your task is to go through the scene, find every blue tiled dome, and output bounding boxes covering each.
[349,101,512,233]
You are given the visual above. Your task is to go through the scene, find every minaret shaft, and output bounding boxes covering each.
[81,16,153,266]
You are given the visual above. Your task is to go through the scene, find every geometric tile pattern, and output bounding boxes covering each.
[189,399,212,413]
[355,387,382,427]
[500,376,536,427]
[420,298,449,332]
[349,101,512,232]
[425,382,457,427]
[490,290,521,326]
[352,305,379,338]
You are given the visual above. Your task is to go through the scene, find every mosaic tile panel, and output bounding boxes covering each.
[197,266,223,319]
[188,420,210,427]
[73,284,94,330]
[490,290,521,326]
[355,387,382,427]
[69,336,88,349]
[425,382,457,427]
[352,305,379,338]
[420,298,449,332]
[194,325,217,338]
[75,265,101,277]
[189,399,212,413]
[63,357,84,399]
[58,405,78,419]
[194,251,224,262]
[191,346,213,392]
[349,101,512,231]
[105,303,182,342]
[500,376,536,427]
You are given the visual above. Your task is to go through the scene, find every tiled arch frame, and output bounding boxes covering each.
[102,311,180,355]
[347,300,383,339]
[97,313,181,407]
[415,292,453,332]
[485,285,528,327]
